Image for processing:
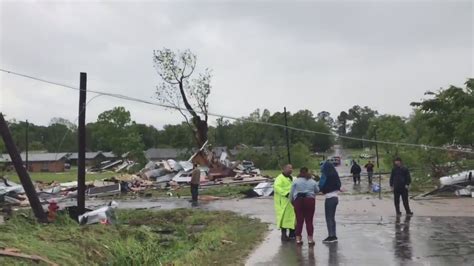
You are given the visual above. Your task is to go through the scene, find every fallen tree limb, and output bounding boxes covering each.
[0,249,58,266]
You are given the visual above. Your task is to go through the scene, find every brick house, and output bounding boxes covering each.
[0,153,70,172]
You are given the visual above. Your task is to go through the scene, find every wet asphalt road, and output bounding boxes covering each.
[244,213,474,266]
[207,198,474,266]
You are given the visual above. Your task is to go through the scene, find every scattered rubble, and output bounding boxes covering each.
[439,170,473,186]
[253,182,273,197]
[0,147,270,210]
[88,159,136,173]
[78,201,118,225]
[454,185,473,197]
[417,170,473,198]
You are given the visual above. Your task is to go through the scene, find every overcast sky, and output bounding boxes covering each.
[0,0,472,128]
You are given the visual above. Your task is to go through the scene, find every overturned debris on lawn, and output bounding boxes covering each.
[87,184,121,198]
[439,170,473,186]
[78,201,118,225]
[87,159,136,173]
[1,146,269,208]
[417,170,474,198]
[253,182,274,197]
[454,185,473,197]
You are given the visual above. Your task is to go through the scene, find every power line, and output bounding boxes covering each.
[1,68,473,155]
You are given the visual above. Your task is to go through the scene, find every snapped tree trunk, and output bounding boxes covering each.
[179,81,208,147]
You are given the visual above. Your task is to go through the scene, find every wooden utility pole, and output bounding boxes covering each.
[25,120,28,171]
[284,107,291,164]
[77,72,87,214]
[374,126,380,168]
[0,113,47,222]
[374,126,381,199]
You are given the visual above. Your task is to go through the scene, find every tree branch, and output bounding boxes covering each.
[184,60,196,79]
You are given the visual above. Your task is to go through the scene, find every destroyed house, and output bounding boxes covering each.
[102,152,118,160]
[144,148,188,161]
[0,153,70,172]
[69,152,107,166]
[211,146,229,158]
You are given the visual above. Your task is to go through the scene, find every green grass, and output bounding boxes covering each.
[3,169,117,184]
[0,209,267,266]
[149,184,256,198]
[261,170,281,178]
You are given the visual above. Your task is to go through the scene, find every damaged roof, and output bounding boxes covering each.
[69,152,105,160]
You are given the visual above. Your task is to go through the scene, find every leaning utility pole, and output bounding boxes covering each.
[77,72,87,214]
[0,113,47,223]
[284,107,291,164]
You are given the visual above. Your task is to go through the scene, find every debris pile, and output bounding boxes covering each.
[0,157,270,209]
[78,201,118,225]
[418,169,473,198]
[88,159,136,173]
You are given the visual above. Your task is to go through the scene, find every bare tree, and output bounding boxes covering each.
[153,49,211,147]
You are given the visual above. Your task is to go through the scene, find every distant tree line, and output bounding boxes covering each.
[1,79,472,175]
[0,107,334,157]
[335,79,474,178]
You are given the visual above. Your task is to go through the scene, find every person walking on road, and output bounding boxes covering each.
[364,161,375,184]
[389,157,413,216]
[190,164,200,206]
[319,161,341,243]
[274,164,296,241]
[350,160,362,185]
[290,167,319,245]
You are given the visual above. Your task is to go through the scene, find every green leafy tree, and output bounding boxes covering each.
[153,48,211,148]
[90,107,144,156]
[44,121,77,152]
[336,111,349,135]
[367,115,408,154]
[158,123,195,148]
[342,106,378,148]
[410,79,474,146]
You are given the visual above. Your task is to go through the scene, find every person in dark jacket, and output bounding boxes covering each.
[350,160,362,185]
[389,157,413,216]
[319,161,342,243]
[364,161,375,184]
[190,164,201,206]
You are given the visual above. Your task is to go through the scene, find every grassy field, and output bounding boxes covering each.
[3,169,118,184]
[150,184,256,198]
[261,170,281,178]
[0,209,267,265]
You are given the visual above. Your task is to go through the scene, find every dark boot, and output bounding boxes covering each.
[288,229,296,240]
[281,229,289,241]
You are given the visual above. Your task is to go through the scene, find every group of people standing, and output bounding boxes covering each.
[273,156,414,245]
[350,160,375,185]
[273,162,342,245]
